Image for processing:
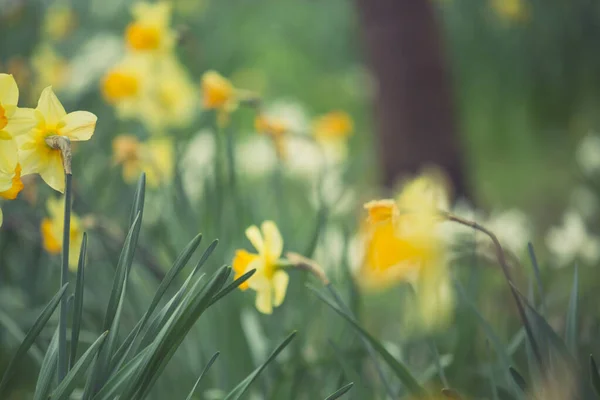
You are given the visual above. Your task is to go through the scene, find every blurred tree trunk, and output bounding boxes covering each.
[356,0,469,198]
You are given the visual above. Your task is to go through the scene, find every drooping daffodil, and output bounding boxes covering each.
[18,86,97,192]
[233,221,290,314]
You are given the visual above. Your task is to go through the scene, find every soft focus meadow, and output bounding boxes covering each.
[2,0,600,399]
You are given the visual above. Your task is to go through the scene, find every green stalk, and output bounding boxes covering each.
[58,172,73,382]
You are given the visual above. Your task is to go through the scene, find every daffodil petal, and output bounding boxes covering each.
[37,86,66,126]
[255,286,273,314]
[0,74,18,106]
[18,141,44,176]
[0,169,14,193]
[0,208,3,227]
[60,111,97,141]
[0,136,18,176]
[272,270,289,307]
[245,225,264,254]
[261,220,283,261]
[39,153,65,193]
[4,108,37,137]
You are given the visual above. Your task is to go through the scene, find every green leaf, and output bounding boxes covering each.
[565,266,579,356]
[328,341,366,399]
[129,173,146,226]
[509,367,527,393]
[0,310,44,365]
[70,233,87,369]
[0,283,68,397]
[309,285,426,397]
[324,382,354,400]
[33,327,59,400]
[209,268,256,306]
[52,331,108,400]
[185,352,220,400]
[527,243,545,310]
[441,388,463,399]
[224,331,297,400]
[590,355,600,397]
[91,347,153,400]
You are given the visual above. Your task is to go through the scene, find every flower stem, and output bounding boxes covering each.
[442,211,544,369]
[58,172,72,382]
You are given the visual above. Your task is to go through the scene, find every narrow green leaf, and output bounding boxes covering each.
[0,283,68,397]
[565,266,579,356]
[441,388,463,399]
[52,331,108,400]
[509,367,527,393]
[129,173,146,226]
[209,268,256,306]
[329,341,366,399]
[185,352,220,400]
[0,310,44,364]
[33,328,59,400]
[70,233,87,369]
[224,331,297,400]
[527,243,545,310]
[309,285,427,397]
[324,382,354,400]
[590,355,600,397]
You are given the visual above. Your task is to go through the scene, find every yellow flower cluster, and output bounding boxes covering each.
[0,73,95,265]
[102,2,196,134]
[359,172,454,330]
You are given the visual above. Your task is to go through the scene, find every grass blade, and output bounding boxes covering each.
[224,331,297,400]
[509,367,527,393]
[129,173,146,226]
[33,328,59,400]
[324,382,354,400]
[565,266,579,356]
[308,285,427,397]
[70,233,87,369]
[591,355,600,397]
[210,268,256,306]
[0,283,68,397]
[52,331,108,400]
[185,352,220,400]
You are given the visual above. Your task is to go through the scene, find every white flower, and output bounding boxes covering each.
[284,135,324,179]
[314,226,346,278]
[309,167,356,216]
[262,99,309,134]
[576,133,600,176]
[180,130,215,201]
[235,135,277,177]
[487,209,531,255]
[546,210,600,267]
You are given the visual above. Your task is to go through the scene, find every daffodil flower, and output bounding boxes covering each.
[359,172,453,330]
[233,221,289,314]
[40,196,84,270]
[112,134,174,188]
[0,163,23,228]
[254,114,288,159]
[125,2,175,52]
[0,74,37,186]
[18,86,97,192]
[102,55,151,118]
[201,71,240,127]
[312,110,353,163]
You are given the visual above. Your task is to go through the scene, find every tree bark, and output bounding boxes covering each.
[357,0,469,199]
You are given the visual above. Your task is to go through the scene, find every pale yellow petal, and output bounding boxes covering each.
[0,208,3,227]
[0,136,18,176]
[261,220,283,261]
[39,153,65,193]
[60,111,97,141]
[0,170,14,193]
[0,74,18,106]
[245,225,264,254]
[255,286,273,314]
[36,86,66,126]
[18,141,44,176]
[272,270,289,307]
[4,108,37,136]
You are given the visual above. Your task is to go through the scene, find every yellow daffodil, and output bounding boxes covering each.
[44,3,77,41]
[232,221,289,314]
[312,111,353,163]
[138,57,197,132]
[125,2,175,52]
[18,86,97,192]
[40,196,84,270]
[359,172,453,330]
[31,45,70,95]
[101,54,151,117]
[0,74,37,182]
[491,0,527,21]
[201,70,240,127]
[112,134,174,187]
[254,113,288,159]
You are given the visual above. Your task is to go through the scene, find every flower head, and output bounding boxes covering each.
[0,164,24,200]
[254,113,288,159]
[359,172,452,330]
[40,196,84,270]
[201,71,236,110]
[125,2,175,52]
[18,86,97,192]
[232,221,289,314]
[101,54,150,114]
[113,134,174,188]
[312,110,353,163]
